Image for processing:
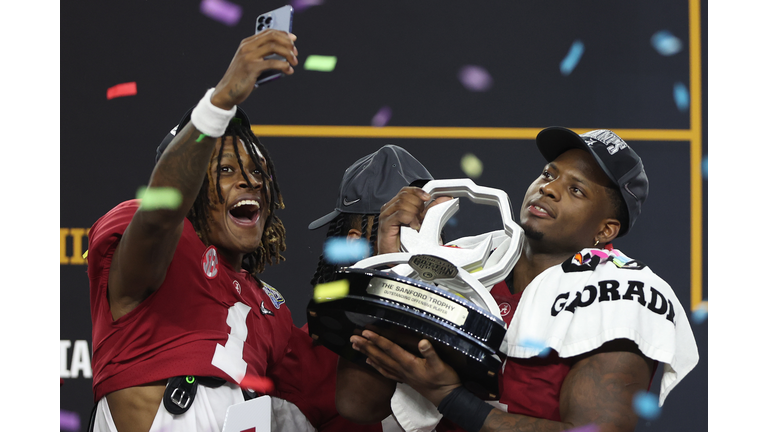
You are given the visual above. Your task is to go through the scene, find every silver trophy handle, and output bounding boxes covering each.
[351,178,524,318]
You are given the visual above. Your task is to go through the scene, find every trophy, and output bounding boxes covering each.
[307,179,524,399]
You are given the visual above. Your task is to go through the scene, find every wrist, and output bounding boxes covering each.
[427,383,461,407]
[190,88,237,138]
[437,386,493,432]
[210,87,235,111]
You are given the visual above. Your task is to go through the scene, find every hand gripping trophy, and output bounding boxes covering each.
[307,179,524,399]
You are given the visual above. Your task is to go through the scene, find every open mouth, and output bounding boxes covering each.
[528,203,553,218]
[228,199,261,227]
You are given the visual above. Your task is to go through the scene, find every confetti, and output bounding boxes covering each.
[314,279,350,303]
[673,82,690,112]
[239,374,274,393]
[323,237,371,263]
[60,410,81,431]
[137,186,183,211]
[563,424,599,432]
[106,82,137,100]
[560,40,585,76]
[702,155,708,180]
[200,0,242,26]
[632,391,661,420]
[651,30,683,56]
[460,153,483,178]
[304,55,337,72]
[457,65,493,92]
[519,338,551,358]
[291,0,324,13]
[691,300,708,324]
[82,250,88,259]
[371,106,392,127]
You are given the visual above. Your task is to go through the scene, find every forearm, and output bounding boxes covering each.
[480,409,572,432]
[143,121,217,229]
[335,357,396,423]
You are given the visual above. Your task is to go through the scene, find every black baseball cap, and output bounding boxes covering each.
[308,145,433,230]
[155,106,252,163]
[535,127,649,236]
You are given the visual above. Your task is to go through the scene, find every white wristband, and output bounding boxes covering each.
[190,88,237,138]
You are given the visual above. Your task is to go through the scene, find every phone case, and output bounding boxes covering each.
[255,5,294,86]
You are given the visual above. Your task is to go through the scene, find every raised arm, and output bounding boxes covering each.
[107,30,298,320]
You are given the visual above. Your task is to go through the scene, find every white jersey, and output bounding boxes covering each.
[500,246,699,405]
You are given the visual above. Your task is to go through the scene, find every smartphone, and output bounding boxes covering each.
[254,5,294,87]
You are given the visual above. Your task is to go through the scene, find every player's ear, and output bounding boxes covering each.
[596,218,621,244]
[347,229,363,241]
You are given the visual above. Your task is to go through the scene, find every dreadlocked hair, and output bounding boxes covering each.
[309,213,378,287]
[186,121,287,277]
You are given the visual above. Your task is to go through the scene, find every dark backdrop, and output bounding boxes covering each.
[61,1,707,430]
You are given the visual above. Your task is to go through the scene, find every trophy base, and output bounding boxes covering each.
[307,268,506,400]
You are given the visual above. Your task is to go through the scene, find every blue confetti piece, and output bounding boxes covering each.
[673,82,690,112]
[560,40,584,76]
[446,217,458,228]
[632,391,661,420]
[702,155,708,179]
[651,30,683,56]
[324,238,371,264]
[691,301,708,324]
[520,338,551,357]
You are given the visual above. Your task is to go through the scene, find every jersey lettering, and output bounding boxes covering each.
[211,302,251,383]
[551,280,676,325]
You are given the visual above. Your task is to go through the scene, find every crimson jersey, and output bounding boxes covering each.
[436,280,572,431]
[88,200,379,430]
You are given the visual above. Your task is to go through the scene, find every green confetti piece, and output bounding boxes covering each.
[460,153,483,178]
[304,55,337,72]
[136,186,183,210]
[313,280,350,303]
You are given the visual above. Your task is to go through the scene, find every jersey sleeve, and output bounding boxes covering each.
[87,200,141,326]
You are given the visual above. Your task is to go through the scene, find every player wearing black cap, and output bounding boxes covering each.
[337,128,698,432]
[308,144,434,288]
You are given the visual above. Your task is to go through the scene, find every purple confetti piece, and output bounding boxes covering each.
[560,40,585,76]
[564,424,599,432]
[200,0,242,27]
[291,0,324,13]
[371,106,392,127]
[60,410,81,431]
[651,30,683,56]
[458,65,493,92]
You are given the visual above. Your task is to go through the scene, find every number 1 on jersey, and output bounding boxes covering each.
[212,302,251,383]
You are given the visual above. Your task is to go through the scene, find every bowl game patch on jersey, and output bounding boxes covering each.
[262,282,285,309]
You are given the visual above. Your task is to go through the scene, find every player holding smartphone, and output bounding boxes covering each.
[85,18,357,432]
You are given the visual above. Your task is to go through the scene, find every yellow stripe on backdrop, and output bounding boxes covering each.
[688,0,704,310]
